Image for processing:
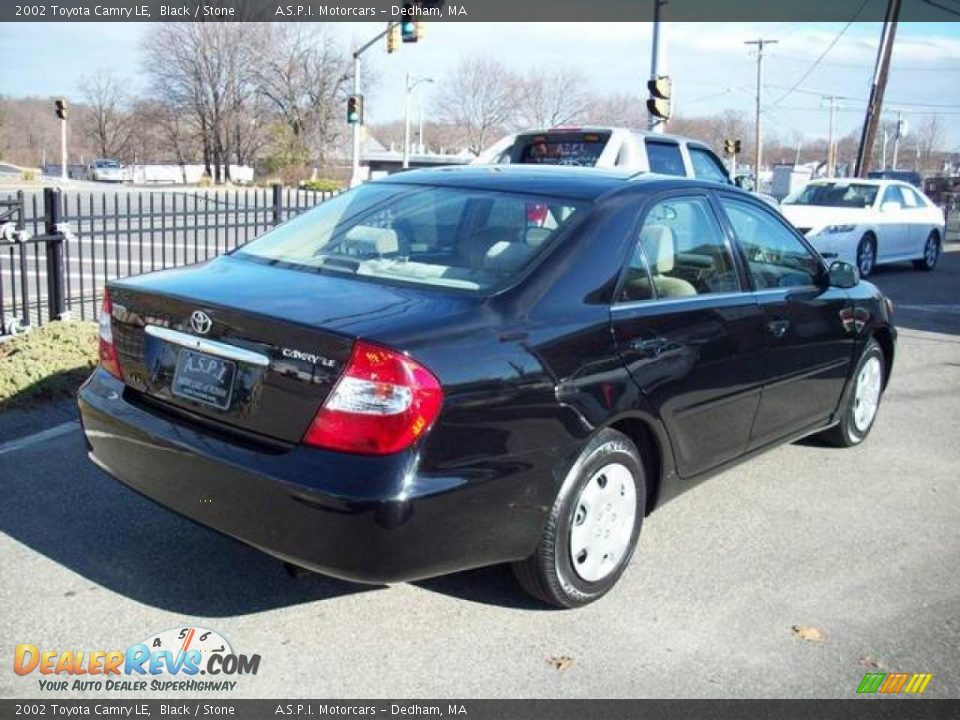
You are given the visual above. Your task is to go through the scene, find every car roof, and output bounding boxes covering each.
[376,165,729,201]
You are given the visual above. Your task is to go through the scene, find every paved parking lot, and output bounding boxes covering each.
[1,244,958,699]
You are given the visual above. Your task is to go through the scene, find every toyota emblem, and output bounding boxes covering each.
[190,310,212,335]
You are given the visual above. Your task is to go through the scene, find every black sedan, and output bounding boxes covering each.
[79,166,895,608]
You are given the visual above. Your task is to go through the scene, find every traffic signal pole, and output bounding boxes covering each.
[350,23,397,187]
[647,0,667,134]
[60,117,67,181]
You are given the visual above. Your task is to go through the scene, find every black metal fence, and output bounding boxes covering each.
[0,185,334,335]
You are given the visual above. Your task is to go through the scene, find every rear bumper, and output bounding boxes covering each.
[78,368,532,583]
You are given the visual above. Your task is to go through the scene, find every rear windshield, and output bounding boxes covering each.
[783,182,879,208]
[235,183,586,292]
[494,132,611,167]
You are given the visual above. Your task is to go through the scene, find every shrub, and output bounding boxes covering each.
[300,178,342,193]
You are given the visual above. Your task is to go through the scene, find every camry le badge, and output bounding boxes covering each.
[190,310,213,335]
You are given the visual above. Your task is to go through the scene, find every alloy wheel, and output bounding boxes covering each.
[924,235,939,269]
[858,240,875,277]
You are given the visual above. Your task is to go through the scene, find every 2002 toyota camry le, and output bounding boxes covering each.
[79,166,896,608]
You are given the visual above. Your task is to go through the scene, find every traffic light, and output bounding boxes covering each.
[386,23,400,53]
[346,95,363,125]
[54,99,67,120]
[646,76,671,121]
[723,139,742,155]
[401,4,419,42]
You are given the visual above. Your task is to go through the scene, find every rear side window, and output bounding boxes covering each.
[689,147,730,184]
[621,195,740,300]
[645,141,686,176]
[900,186,925,208]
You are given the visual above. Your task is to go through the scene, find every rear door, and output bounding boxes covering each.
[877,184,909,258]
[715,194,855,447]
[610,191,766,478]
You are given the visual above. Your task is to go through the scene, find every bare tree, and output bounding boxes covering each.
[79,70,131,160]
[437,57,516,154]
[513,67,591,129]
[913,114,944,173]
[590,93,647,128]
[143,22,262,183]
[255,23,352,166]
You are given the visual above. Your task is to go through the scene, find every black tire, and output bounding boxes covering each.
[856,234,877,278]
[818,338,885,448]
[511,428,646,608]
[912,231,940,271]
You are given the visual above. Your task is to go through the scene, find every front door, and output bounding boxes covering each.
[877,185,909,259]
[716,195,856,448]
[610,193,767,478]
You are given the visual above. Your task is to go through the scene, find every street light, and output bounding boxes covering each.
[403,73,433,169]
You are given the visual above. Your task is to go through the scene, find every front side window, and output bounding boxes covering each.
[721,198,822,289]
[689,147,730,184]
[622,195,739,300]
[645,141,686,176]
[236,183,585,293]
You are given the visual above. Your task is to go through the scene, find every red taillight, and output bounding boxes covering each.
[98,289,122,379]
[303,340,443,455]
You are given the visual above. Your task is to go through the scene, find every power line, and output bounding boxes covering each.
[770,0,872,108]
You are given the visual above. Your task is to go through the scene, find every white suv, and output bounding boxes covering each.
[473,127,734,184]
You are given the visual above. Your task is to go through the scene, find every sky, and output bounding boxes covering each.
[2,20,959,149]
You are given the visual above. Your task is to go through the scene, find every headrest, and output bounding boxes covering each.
[343,225,399,255]
[640,224,675,274]
[484,240,535,273]
[524,227,553,248]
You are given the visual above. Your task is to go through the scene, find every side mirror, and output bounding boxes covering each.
[827,260,859,289]
[880,201,900,214]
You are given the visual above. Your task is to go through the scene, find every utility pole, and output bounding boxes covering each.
[854,0,902,178]
[745,38,777,187]
[648,0,668,133]
[824,95,839,177]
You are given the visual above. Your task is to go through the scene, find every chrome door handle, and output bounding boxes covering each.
[628,337,669,356]
[766,319,791,339]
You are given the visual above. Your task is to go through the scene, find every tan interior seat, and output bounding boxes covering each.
[630,225,697,299]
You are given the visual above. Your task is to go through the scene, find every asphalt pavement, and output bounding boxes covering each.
[1,244,958,699]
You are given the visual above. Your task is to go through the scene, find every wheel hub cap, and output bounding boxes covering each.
[853,356,882,432]
[569,463,637,582]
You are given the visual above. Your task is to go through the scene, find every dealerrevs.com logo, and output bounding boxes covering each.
[14,627,261,693]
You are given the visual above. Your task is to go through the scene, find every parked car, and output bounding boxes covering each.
[473,126,780,207]
[780,178,946,277]
[79,166,896,608]
[474,126,735,179]
[85,159,123,183]
[868,169,922,189]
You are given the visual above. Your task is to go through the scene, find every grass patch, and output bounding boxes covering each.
[0,321,99,409]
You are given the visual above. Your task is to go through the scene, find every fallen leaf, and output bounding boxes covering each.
[791,625,827,644]
[859,655,887,670]
[545,655,574,671]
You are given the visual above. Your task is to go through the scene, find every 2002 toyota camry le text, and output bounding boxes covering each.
[78,166,896,607]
